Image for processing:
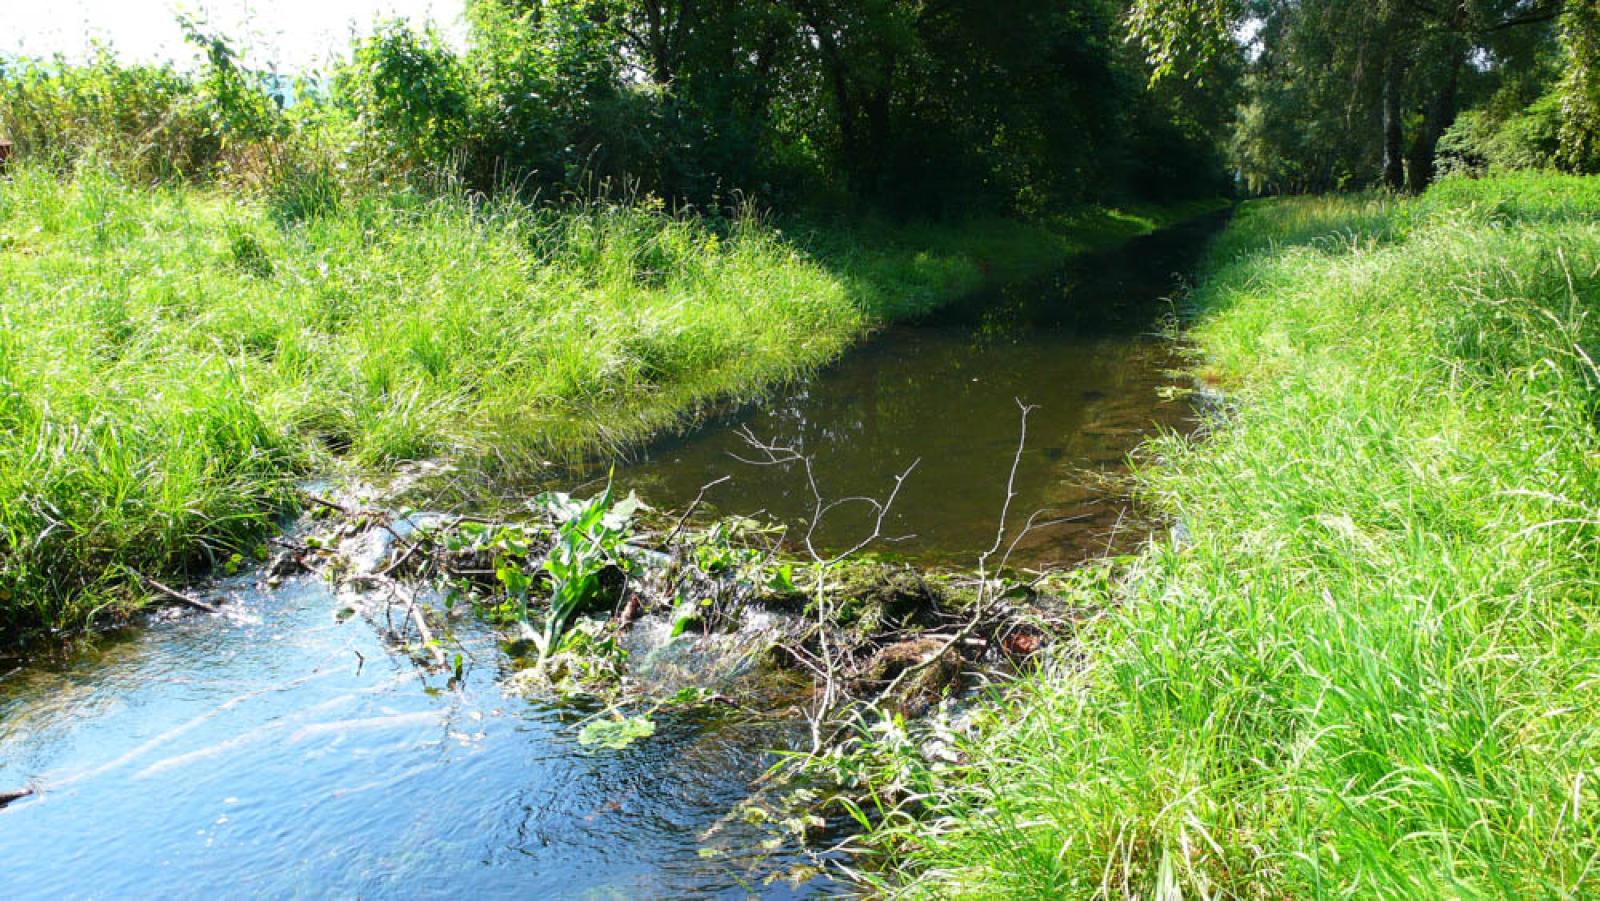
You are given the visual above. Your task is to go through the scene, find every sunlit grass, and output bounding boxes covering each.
[0,164,1198,638]
[867,174,1600,896]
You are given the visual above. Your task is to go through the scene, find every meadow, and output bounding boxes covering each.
[864,173,1600,896]
[0,162,1210,638]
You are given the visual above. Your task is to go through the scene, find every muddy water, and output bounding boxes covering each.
[0,214,1220,898]
[611,213,1224,567]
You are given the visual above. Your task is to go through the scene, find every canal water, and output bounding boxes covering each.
[611,212,1224,567]
[0,213,1221,898]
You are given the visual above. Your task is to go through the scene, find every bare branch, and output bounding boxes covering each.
[139,574,220,614]
[663,475,732,546]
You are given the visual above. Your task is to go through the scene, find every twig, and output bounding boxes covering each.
[663,475,732,546]
[734,426,922,751]
[410,602,448,669]
[857,401,1045,726]
[345,572,451,670]
[376,537,425,577]
[139,574,220,614]
[300,492,352,516]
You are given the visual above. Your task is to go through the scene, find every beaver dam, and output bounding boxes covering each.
[0,215,1221,897]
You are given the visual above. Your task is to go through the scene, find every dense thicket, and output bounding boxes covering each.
[0,1,1233,218]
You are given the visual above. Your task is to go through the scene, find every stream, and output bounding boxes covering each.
[610,212,1224,566]
[0,213,1222,898]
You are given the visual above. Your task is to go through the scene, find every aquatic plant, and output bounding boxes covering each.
[525,485,642,662]
[577,714,655,750]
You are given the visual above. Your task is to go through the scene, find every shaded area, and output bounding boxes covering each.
[605,212,1227,568]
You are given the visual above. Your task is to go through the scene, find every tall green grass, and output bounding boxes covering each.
[867,173,1600,896]
[0,164,1200,639]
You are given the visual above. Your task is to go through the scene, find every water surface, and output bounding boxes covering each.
[0,578,827,898]
[611,213,1223,567]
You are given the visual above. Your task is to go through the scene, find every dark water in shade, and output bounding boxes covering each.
[0,213,1222,899]
[608,212,1225,568]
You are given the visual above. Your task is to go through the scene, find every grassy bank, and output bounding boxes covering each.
[0,165,1215,638]
[865,174,1600,895]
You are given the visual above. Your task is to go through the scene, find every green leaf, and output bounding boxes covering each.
[765,563,795,593]
[577,714,655,750]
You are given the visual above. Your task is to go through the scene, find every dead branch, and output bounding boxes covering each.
[663,475,732,547]
[139,574,220,614]
[734,425,922,751]
[857,401,1054,725]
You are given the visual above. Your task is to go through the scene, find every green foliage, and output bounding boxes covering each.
[578,712,656,749]
[1559,0,1600,172]
[177,18,283,153]
[2,2,1232,214]
[1144,0,1588,192]
[527,484,642,658]
[0,23,289,184]
[865,174,1600,895]
[336,21,472,176]
[0,51,225,181]
[1438,91,1564,176]
[462,0,638,193]
[1125,0,1242,85]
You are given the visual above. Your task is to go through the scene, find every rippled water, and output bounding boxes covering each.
[0,576,829,898]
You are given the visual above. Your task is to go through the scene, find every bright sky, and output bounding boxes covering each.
[1,0,466,72]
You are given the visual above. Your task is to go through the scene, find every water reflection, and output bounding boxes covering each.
[610,214,1223,568]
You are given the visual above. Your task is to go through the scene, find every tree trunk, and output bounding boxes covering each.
[1407,52,1464,193]
[1382,54,1407,192]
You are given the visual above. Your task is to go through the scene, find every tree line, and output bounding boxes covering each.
[1130,0,1600,193]
[0,0,1232,218]
[5,0,1591,207]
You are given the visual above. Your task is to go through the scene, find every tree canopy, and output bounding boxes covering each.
[1129,0,1598,192]
[5,0,1594,204]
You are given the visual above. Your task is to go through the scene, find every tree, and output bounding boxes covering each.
[1130,0,1573,192]
[1559,0,1600,171]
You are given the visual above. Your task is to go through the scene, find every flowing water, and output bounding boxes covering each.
[0,214,1221,898]
[610,212,1225,567]
[0,576,829,898]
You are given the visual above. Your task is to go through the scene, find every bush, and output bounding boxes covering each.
[1438,92,1563,177]
[0,24,286,184]
[335,21,472,178]
[0,51,222,181]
